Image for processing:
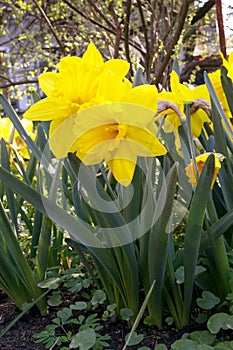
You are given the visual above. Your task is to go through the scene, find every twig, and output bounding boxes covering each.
[154,0,191,85]
[0,74,12,83]
[124,0,133,76]
[109,2,122,58]
[31,0,65,55]
[86,0,116,31]
[215,0,227,58]
[0,79,38,89]
[136,0,150,78]
[62,0,145,56]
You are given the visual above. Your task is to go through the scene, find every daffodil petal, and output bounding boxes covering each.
[24,97,78,121]
[170,71,192,101]
[73,103,157,139]
[126,125,167,157]
[97,71,129,101]
[82,42,104,66]
[57,58,83,102]
[186,153,222,188]
[75,124,117,165]
[191,110,210,137]
[103,59,130,78]
[192,84,209,101]
[38,72,61,97]
[122,85,158,110]
[107,157,136,186]
[49,115,78,158]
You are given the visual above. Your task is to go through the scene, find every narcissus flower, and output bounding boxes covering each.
[24,42,129,126]
[220,51,233,81]
[50,102,167,186]
[0,117,35,160]
[158,71,211,138]
[24,42,166,185]
[185,153,223,188]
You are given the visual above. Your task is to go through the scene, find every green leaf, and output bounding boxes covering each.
[37,277,61,289]
[196,291,220,310]
[148,163,178,328]
[124,332,144,346]
[70,302,87,311]
[215,341,233,349]
[189,330,216,345]
[165,317,174,326]
[0,166,104,249]
[0,139,18,234]
[57,308,72,324]
[69,328,96,349]
[171,339,197,349]
[207,313,230,334]
[120,308,134,321]
[154,345,168,350]
[48,291,62,307]
[107,303,117,312]
[182,154,215,326]
[91,289,107,305]
[196,313,208,324]
[204,72,233,209]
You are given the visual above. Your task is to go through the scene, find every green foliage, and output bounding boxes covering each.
[33,302,110,349]
[0,11,233,349]
[69,328,96,349]
[0,0,216,106]
[207,313,233,334]
[124,331,144,346]
[196,291,220,310]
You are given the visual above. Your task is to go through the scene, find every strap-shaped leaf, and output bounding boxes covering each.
[148,163,178,328]
[182,154,214,326]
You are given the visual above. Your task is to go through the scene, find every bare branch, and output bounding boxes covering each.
[136,0,150,77]
[62,0,145,56]
[109,2,122,59]
[124,0,133,77]
[31,0,65,55]
[215,0,227,58]
[0,79,38,89]
[86,0,116,31]
[191,0,215,25]
[154,0,191,85]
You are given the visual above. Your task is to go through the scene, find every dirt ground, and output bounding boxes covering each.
[0,289,218,350]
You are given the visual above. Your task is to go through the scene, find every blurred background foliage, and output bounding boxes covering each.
[0,0,232,111]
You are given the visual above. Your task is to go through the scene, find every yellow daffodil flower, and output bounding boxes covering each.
[50,102,167,186]
[209,70,231,119]
[48,70,166,185]
[158,71,211,136]
[220,51,233,81]
[185,152,223,188]
[210,55,233,136]
[0,117,35,160]
[24,42,166,185]
[157,90,185,133]
[171,71,211,137]
[24,42,130,128]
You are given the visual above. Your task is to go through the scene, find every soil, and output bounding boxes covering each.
[0,288,225,350]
